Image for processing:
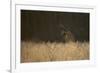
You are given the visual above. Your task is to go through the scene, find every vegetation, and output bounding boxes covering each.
[21,41,89,63]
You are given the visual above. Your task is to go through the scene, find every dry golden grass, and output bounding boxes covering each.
[21,41,89,63]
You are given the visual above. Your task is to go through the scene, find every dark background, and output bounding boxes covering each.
[21,10,89,42]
